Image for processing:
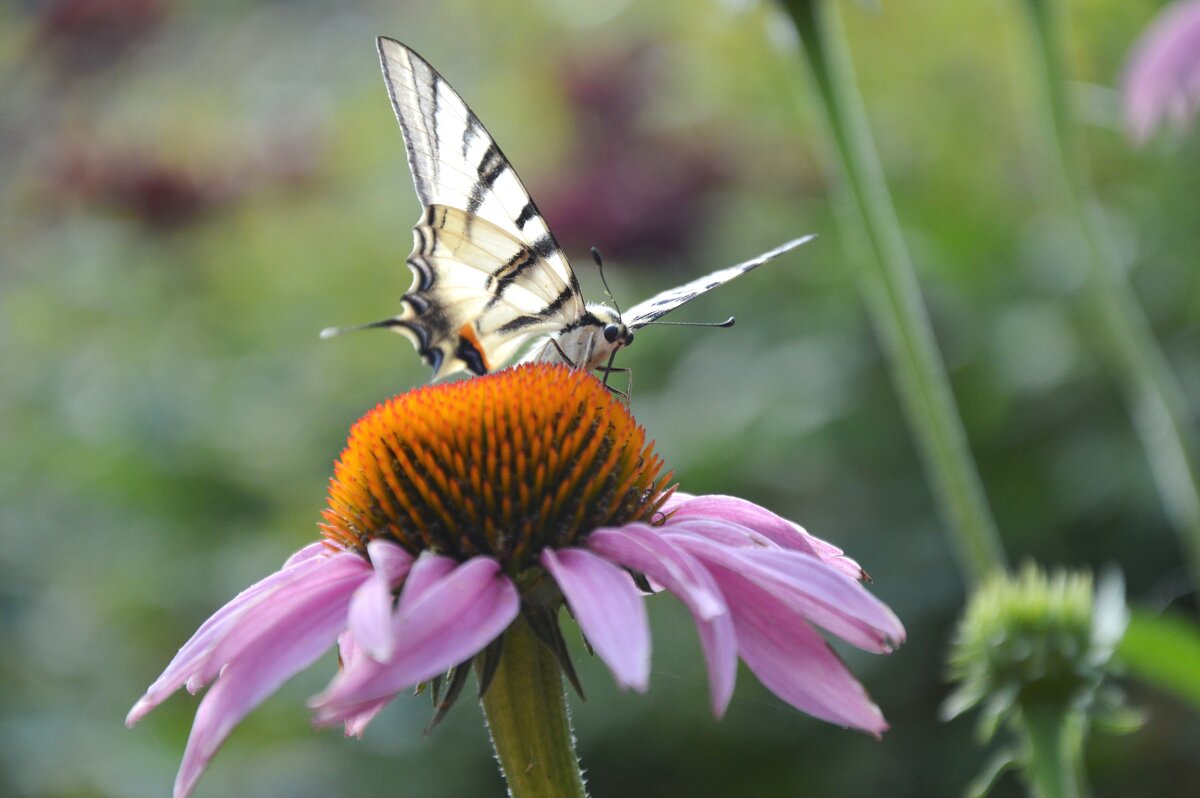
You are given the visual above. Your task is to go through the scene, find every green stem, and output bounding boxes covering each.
[781,0,1007,587]
[1019,698,1088,798]
[1017,0,1200,588]
[477,616,588,798]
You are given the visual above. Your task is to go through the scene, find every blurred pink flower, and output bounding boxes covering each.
[1122,0,1200,142]
[127,365,903,798]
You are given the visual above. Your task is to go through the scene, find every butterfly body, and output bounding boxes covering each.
[321,38,812,381]
[522,302,632,372]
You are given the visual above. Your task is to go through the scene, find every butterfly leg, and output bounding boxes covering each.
[596,365,632,402]
[547,338,579,368]
[596,349,632,401]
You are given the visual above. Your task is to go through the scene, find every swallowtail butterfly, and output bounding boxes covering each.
[322,38,813,380]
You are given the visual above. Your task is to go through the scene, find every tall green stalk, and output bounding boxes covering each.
[1020,698,1088,798]
[478,617,588,798]
[780,0,1007,587]
[1016,0,1200,588]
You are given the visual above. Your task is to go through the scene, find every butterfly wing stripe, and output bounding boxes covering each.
[495,284,577,335]
[623,235,814,329]
[514,201,538,230]
[485,232,563,309]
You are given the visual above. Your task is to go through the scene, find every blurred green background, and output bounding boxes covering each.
[2,0,1198,795]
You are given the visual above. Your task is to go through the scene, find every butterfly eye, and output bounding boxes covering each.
[603,323,622,344]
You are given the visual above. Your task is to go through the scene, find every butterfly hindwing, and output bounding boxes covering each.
[391,205,583,378]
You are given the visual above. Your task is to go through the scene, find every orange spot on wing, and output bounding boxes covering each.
[459,324,491,372]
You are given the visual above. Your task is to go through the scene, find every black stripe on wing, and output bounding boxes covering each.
[495,284,577,335]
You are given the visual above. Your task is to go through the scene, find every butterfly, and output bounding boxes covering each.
[321,37,813,381]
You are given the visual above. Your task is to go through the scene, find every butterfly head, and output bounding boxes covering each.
[603,320,633,348]
[538,302,634,373]
[591,303,633,350]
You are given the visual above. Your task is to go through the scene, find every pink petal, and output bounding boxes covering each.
[399,551,458,608]
[311,556,519,724]
[1122,0,1200,141]
[193,547,364,686]
[588,527,739,716]
[336,632,396,738]
[541,547,650,692]
[284,540,334,568]
[369,540,416,584]
[659,490,695,513]
[666,517,782,549]
[705,557,888,735]
[173,553,371,798]
[347,541,415,661]
[126,546,349,726]
[589,525,723,619]
[665,495,865,580]
[672,534,904,652]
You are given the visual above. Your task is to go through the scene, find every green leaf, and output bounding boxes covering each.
[963,747,1017,798]
[1119,609,1200,712]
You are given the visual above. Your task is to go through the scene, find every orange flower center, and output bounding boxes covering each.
[320,364,673,573]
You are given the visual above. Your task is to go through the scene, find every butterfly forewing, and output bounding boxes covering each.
[378,39,580,296]
[623,235,814,330]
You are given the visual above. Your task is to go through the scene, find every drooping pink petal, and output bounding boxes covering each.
[589,525,724,619]
[671,534,904,653]
[1122,0,1200,142]
[541,547,650,692]
[336,632,396,738]
[669,517,782,550]
[664,495,865,579]
[588,526,739,716]
[397,552,458,608]
[659,490,695,513]
[310,556,519,724]
[126,546,348,726]
[190,552,367,688]
[284,540,334,568]
[347,540,415,661]
[368,540,416,584]
[704,557,888,735]
[173,553,373,798]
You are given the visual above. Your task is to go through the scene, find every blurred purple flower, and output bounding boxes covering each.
[33,126,324,230]
[35,142,230,229]
[539,47,731,262]
[1122,0,1200,142]
[127,365,904,798]
[34,0,167,73]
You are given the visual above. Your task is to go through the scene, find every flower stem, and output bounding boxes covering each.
[781,0,1007,587]
[478,616,588,798]
[1016,0,1200,589]
[1019,696,1088,798]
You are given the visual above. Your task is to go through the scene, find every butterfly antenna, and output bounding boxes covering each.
[319,318,402,339]
[643,316,736,329]
[591,246,622,316]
